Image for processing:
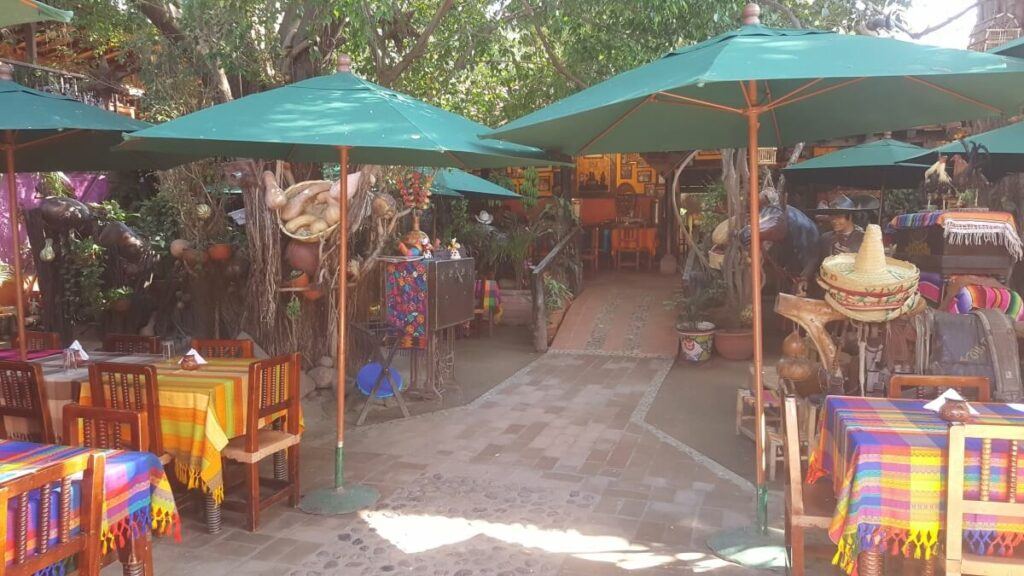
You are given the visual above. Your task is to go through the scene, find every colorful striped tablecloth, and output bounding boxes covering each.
[78,357,253,503]
[0,349,62,361]
[2,440,179,571]
[807,396,1024,573]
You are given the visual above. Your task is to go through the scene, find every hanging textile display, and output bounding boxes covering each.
[384,259,428,349]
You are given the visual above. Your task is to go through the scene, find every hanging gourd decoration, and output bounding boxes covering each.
[397,170,432,212]
[195,204,212,220]
[39,238,55,262]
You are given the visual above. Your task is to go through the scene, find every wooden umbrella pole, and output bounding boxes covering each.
[335,145,350,489]
[4,131,27,361]
[745,83,767,533]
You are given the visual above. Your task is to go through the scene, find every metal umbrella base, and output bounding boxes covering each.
[299,484,380,516]
[706,525,788,571]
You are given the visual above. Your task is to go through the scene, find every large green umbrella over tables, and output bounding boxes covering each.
[432,168,520,200]
[901,120,1024,181]
[124,55,562,517]
[783,139,929,189]
[487,3,1024,566]
[0,0,72,27]
[0,63,159,361]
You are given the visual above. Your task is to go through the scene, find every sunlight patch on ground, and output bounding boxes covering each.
[362,510,738,571]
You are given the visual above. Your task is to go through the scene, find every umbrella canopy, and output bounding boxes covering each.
[990,36,1024,59]
[121,68,566,169]
[901,120,1024,180]
[783,139,930,189]
[431,168,519,200]
[0,0,72,27]
[486,5,1024,550]
[486,25,1024,155]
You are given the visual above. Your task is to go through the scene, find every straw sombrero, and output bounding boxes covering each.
[819,224,922,322]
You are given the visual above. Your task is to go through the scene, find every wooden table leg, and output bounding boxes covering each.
[205,492,222,534]
[858,550,884,576]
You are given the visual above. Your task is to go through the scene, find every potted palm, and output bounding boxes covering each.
[714,304,754,361]
[675,296,716,364]
[105,287,134,313]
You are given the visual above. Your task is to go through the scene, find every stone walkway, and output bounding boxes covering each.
[145,350,769,575]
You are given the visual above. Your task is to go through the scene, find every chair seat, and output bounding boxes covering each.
[794,481,836,529]
[222,430,301,464]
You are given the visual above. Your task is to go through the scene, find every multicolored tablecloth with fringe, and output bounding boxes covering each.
[807,396,1024,574]
[890,210,1022,260]
[476,279,502,320]
[2,440,180,570]
[78,358,254,503]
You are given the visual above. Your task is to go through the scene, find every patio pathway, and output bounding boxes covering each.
[145,349,780,575]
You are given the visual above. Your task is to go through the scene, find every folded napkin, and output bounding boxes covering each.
[923,388,980,415]
[67,340,89,361]
[180,348,208,365]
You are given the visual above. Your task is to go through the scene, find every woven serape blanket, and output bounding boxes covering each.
[807,396,1024,574]
[476,279,503,321]
[890,211,1023,260]
[948,285,1024,321]
[918,271,944,304]
[2,440,180,572]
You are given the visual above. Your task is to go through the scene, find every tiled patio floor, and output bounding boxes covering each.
[143,350,779,575]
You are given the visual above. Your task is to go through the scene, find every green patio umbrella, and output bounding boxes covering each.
[432,168,520,200]
[124,56,563,517]
[0,63,160,361]
[783,139,929,189]
[901,120,1024,181]
[0,0,72,28]
[487,3,1024,566]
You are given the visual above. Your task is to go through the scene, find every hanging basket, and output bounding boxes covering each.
[275,179,339,243]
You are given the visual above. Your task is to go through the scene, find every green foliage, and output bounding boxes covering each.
[543,274,572,311]
[519,168,540,210]
[0,261,11,286]
[134,192,182,253]
[285,295,302,320]
[669,273,724,328]
[103,286,134,302]
[881,189,926,223]
[36,173,73,198]
[698,180,728,241]
[63,236,106,322]
[91,200,133,223]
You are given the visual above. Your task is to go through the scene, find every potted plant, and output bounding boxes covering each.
[105,287,134,313]
[671,278,722,364]
[207,240,233,262]
[286,269,309,289]
[714,304,754,361]
[543,275,573,344]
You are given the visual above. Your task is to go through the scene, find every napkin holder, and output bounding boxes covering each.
[939,399,973,423]
[180,353,200,371]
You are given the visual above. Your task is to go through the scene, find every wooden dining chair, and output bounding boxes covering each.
[784,396,836,576]
[888,374,991,402]
[190,338,255,358]
[63,404,147,452]
[0,360,54,443]
[102,334,160,354]
[0,451,106,576]
[616,228,642,270]
[221,353,301,531]
[945,423,1024,576]
[12,330,61,352]
[88,362,167,463]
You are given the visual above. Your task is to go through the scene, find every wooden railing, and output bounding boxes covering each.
[531,227,581,352]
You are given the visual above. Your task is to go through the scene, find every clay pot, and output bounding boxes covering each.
[778,357,815,382]
[110,299,131,313]
[170,239,191,259]
[303,288,323,301]
[287,272,310,289]
[676,322,715,364]
[285,240,319,276]
[782,331,808,359]
[207,243,233,262]
[940,400,973,423]
[713,328,754,361]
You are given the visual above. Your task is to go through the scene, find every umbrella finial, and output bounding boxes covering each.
[337,54,352,73]
[741,3,761,25]
[0,63,13,81]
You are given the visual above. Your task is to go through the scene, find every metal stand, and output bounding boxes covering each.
[204,493,222,534]
[352,322,411,425]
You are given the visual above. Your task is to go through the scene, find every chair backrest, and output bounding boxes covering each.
[620,227,641,247]
[88,363,162,455]
[12,331,61,352]
[889,374,991,402]
[783,396,806,517]
[946,423,1024,573]
[62,404,147,452]
[0,360,54,443]
[244,353,300,453]
[0,451,105,576]
[190,338,254,359]
[101,334,159,354]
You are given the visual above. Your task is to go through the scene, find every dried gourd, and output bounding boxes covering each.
[263,172,287,209]
[284,214,322,233]
[324,201,341,225]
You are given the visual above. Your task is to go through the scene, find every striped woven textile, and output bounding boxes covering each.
[807,396,1024,574]
[476,279,503,321]
[78,357,253,503]
[918,271,944,304]
[2,440,179,571]
[890,210,1017,230]
[890,210,944,229]
[948,285,1024,321]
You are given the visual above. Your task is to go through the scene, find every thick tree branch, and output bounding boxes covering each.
[902,1,981,40]
[521,2,587,90]
[761,0,801,28]
[378,0,455,86]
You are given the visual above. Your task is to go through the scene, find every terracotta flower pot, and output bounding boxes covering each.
[303,288,323,301]
[287,272,310,289]
[714,328,754,361]
[110,298,131,313]
[207,243,233,262]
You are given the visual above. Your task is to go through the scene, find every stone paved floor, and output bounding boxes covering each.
[144,351,777,575]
